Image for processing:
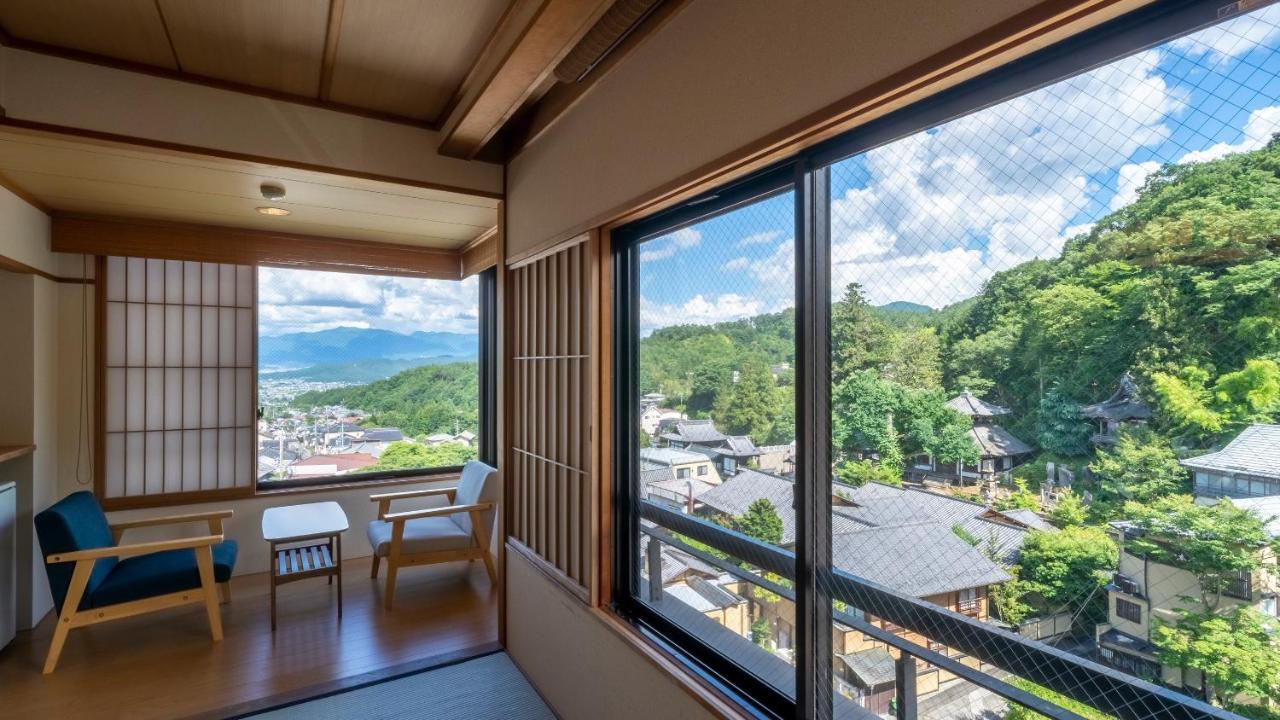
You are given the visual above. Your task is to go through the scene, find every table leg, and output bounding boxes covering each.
[336,533,343,619]
[328,536,333,585]
[269,541,277,632]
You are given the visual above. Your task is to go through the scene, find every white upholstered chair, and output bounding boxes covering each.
[367,460,498,609]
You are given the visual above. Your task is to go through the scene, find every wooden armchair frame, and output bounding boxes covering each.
[43,509,234,674]
[369,487,495,609]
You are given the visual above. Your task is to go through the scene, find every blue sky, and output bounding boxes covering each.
[258,266,478,337]
[638,4,1280,333]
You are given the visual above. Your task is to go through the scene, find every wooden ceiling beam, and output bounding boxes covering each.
[51,213,464,280]
[318,0,345,101]
[437,0,614,160]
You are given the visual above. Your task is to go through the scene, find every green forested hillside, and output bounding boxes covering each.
[292,361,478,438]
[637,136,1280,467]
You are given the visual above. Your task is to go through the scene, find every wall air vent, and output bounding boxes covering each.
[553,0,663,83]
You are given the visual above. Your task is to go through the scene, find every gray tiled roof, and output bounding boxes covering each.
[697,469,865,544]
[667,419,729,444]
[998,508,1056,531]
[838,647,897,688]
[640,447,709,466]
[832,522,1010,597]
[947,391,1011,417]
[360,428,404,442]
[723,435,760,456]
[969,424,1034,457]
[1227,494,1280,538]
[1181,424,1280,481]
[1083,372,1152,422]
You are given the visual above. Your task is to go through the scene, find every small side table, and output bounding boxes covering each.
[261,501,349,631]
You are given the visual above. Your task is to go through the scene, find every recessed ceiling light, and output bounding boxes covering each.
[256,206,291,216]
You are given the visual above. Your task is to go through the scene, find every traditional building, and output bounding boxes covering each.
[1082,372,1152,446]
[911,391,1033,485]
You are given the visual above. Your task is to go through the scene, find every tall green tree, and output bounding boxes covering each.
[1036,385,1093,457]
[732,498,785,547]
[1089,428,1187,502]
[1153,606,1280,708]
[1016,526,1117,614]
[1152,359,1280,443]
[714,355,780,441]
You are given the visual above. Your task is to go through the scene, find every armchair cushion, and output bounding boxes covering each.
[88,540,238,609]
[35,491,119,613]
[367,517,473,557]
[451,461,498,538]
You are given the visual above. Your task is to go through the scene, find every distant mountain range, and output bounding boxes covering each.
[261,356,474,383]
[259,327,478,372]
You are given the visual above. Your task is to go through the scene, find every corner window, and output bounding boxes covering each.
[256,267,482,488]
[613,2,1279,718]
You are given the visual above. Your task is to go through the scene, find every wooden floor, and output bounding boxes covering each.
[0,556,498,720]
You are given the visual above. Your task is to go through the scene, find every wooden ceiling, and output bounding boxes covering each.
[0,0,512,127]
[0,125,499,249]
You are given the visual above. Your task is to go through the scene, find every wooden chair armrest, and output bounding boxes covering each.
[371,487,458,520]
[110,509,234,531]
[383,503,492,523]
[48,534,224,564]
[369,487,458,502]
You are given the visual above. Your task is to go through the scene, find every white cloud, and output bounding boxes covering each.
[1170,4,1280,63]
[1178,105,1280,164]
[638,227,702,262]
[722,257,751,271]
[640,293,765,332]
[1111,161,1162,211]
[258,267,478,336]
[737,230,782,248]
[824,48,1184,308]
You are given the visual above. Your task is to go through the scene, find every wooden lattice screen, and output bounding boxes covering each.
[506,235,599,602]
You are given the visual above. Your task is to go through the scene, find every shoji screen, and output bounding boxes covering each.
[507,235,598,602]
[100,257,255,506]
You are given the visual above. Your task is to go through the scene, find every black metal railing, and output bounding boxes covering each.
[639,500,1244,720]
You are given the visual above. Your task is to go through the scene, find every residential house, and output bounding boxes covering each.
[661,419,762,477]
[1184,424,1280,500]
[287,452,379,478]
[1083,372,1152,446]
[1096,507,1279,698]
[641,447,721,510]
[640,405,684,437]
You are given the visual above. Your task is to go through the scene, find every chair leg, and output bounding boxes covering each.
[370,554,380,579]
[195,546,223,642]
[384,563,398,611]
[44,559,93,674]
[219,581,232,605]
[479,548,497,585]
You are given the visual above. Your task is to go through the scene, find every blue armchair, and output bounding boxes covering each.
[35,491,238,673]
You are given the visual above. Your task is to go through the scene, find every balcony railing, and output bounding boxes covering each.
[639,500,1243,720]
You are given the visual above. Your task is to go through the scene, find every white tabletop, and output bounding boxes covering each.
[261,501,349,542]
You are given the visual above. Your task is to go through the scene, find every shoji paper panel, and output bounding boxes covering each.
[100,256,255,504]
[507,236,598,602]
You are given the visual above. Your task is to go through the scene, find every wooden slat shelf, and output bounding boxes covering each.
[275,543,335,582]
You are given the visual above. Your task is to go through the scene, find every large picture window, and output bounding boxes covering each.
[614,1,1280,718]
[101,259,491,502]
[256,267,481,487]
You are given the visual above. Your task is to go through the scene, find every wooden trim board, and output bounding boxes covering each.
[53,214,464,280]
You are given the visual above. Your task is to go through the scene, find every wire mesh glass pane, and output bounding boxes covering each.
[255,267,480,485]
[633,189,799,700]
[824,5,1280,717]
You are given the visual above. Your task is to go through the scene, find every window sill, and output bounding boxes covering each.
[254,471,462,498]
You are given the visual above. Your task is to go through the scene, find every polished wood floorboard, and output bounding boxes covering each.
[0,556,498,720]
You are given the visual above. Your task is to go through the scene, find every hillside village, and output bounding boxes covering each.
[636,137,1280,715]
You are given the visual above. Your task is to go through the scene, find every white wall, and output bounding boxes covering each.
[0,185,58,629]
